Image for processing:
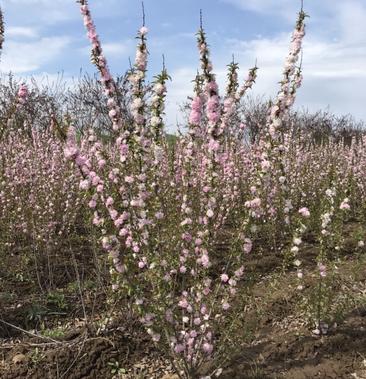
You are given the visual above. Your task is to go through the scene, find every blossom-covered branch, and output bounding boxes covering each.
[266,9,307,142]
[77,0,124,133]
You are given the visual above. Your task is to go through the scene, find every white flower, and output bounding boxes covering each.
[131,98,143,110]
[215,368,223,377]
[206,209,214,218]
[151,95,160,105]
[150,116,161,127]
[154,83,165,95]
[139,26,149,35]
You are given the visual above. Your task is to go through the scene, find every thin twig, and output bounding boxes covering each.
[162,54,166,71]
[141,1,146,27]
[59,334,88,379]
[0,319,63,344]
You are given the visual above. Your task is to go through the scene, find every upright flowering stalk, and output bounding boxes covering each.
[150,62,170,144]
[0,7,4,57]
[225,60,239,99]
[255,8,306,241]
[286,207,310,288]
[283,58,303,118]
[196,21,223,237]
[266,8,306,142]
[309,187,346,336]
[129,25,149,145]
[236,65,258,101]
[77,0,124,133]
[196,20,221,143]
[222,63,258,140]
[220,60,239,136]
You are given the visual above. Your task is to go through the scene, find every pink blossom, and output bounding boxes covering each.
[234,266,244,278]
[194,317,201,325]
[202,342,213,354]
[201,254,210,268]
[189,110,201,125]
[340,199,350,210]
[243,238,252,254]
[178,298,189,309]
[208,139,220,151]
[245,198,261,209]
[155,211,164,219]
[17,84,28,105]
[298,207,310,218]
[79,179,90,190]
[222,302,230,310]
[220,273,229,283]
[88,199,97,208]
[318,263,327,277]
[174,344,185,354]
[106,196,114,207]
[139,26,149,35]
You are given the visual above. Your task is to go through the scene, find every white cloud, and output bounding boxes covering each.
[1,36,71,73]
[165,67,196,132]
[2,0,77,24]
[2,0,366,127]
[6,26,38,38]
[221,27,366,119]
[222,0,295,13]
[221,0,300,22]
[162,0,366,125]
[1,0,130,25]
[80,40,133,58]
[103,42,130,56]
[335,0,366,44]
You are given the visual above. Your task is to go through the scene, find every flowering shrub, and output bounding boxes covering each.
[0,127,87,288]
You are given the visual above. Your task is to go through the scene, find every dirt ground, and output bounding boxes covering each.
[1,226,366,379]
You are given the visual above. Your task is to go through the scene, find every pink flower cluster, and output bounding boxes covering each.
[189,96,203,127]
[17,83,28,106]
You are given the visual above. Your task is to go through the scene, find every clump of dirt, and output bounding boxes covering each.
[221,309,366,379]
[0,318,173,379]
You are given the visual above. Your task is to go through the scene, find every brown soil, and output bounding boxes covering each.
[1,226,366,379]
[0,318,173,379]
[221,306,366,379]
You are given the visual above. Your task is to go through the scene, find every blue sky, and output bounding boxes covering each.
[1,0,366,131]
